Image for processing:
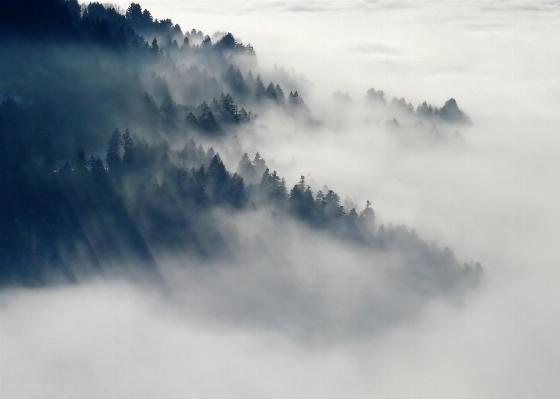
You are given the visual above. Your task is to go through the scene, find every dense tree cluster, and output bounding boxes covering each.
[416,98,470,123]
[0,0,301,155]
[366,88,386,104]
[366,87,471,125]
[0,0,481,288]
[0,120,480,285]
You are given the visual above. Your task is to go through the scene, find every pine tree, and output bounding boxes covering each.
[215,33,236,51]
[275,84,285,103]
[186,112,198,126]
[228,173,246,208]
[265,83,277,100]
[246,71,255,89]
[324,190,342,220]
[289,176,315,221]
[252,152,266,177]
[221,93,239,122]
[201,35,212,48]
[348,208,358,221]
[199,109,219,133]
[207,154,229,203]
[106,129,123,171]
[122,129,134,167]
[238,153,256,181]
[359,200,375,224]
[254,75,266,100]
[88,156,105,174]
[125,3,143,24]
[289,91,304,106]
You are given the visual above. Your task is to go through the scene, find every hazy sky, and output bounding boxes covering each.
[3,1,560,398]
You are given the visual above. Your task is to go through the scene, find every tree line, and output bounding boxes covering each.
[0,0,481,289]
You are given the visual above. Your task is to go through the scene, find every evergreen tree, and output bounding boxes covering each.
[245,71,255,89]
[416,101,434,118]
[238,108,249,123]
[186,112,198,127]
[265,83,277,100]
[237,108,256,123]
[313,190,326,224]
[221,93,239,122]
[366,88,386,104]
[198,101,211,114]
[207,154,229,204]
[211,98,221,113]
[359,200,375,225]
[288,91,304,106]
[201,35,212,49]
[197,101,220,133]
[275,84,285,103]
[199,109,219,133]
[289,176,315,221]
[160,99,177,127]
[88,156,105,174]
[252,152,266,177]
[228,173,247,208]
[260,169,286,203]
[171,23,183,41]
[224,67,248,96]
[215,33,236,51]
[142,9,153,24]
[347,208,358,222]
[254,74,266,100]
[122,129,134,167]
[324,190,343,220]
[278,178,288,202]
[125,3,143,24]
[238,152,256,181]
[106,128,122,171]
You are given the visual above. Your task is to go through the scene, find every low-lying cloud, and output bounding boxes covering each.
[3,0,560,398]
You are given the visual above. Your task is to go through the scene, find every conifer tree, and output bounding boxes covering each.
[254,75,266,99]
[275,84,285,103]
[122,129,134,167]
[359,200,375,224]
[106,129,122,171]
[265,83,277,100]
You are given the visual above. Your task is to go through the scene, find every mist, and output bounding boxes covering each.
[2,1,560,398]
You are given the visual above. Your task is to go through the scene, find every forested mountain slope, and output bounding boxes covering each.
[0,0,481,299]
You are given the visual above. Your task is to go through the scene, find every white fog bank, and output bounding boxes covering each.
[3,1,560,398]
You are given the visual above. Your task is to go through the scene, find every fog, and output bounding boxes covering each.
[3,1,560,398]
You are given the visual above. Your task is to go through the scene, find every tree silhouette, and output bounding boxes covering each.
[221,93,239,122]
[215,33,236,51]
[254,75,266,100]
[186,112,198,127]
[88,156,105,174]
[265,83,277,100]
[122,129,134,167]
[288,91,304,106]
[225,66,249,96]
[275,84,285,103]
[366,88,386,104]
[238,153,256,182]
[106,128,122,171]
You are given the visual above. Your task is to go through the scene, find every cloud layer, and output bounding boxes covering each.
[3,0,560,398]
